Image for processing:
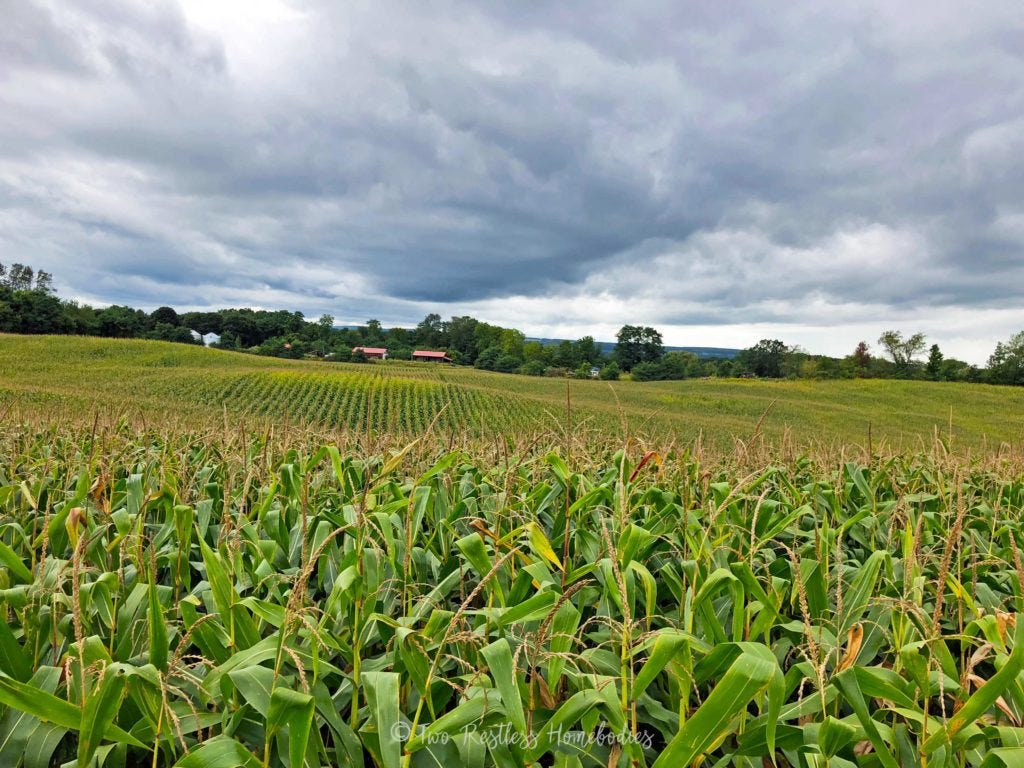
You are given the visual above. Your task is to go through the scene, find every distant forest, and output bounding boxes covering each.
[2,261,1023,385]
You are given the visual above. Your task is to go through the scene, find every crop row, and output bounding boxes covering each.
[188,371,544,435]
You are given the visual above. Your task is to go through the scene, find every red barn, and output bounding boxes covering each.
[352,347,388,359]
[412,350,452,363]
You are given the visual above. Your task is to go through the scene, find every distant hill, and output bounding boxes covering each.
[527,337,740,359]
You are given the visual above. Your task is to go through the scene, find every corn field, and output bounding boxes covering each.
[1,422,1024,768]
[199,372,530,436]
[5,335,1024,451]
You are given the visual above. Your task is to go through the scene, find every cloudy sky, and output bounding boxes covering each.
[2,0,1022,361]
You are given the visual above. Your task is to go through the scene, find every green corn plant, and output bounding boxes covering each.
[0,421,1024,768]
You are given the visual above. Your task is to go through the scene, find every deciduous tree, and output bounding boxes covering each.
[988,331,1024,386]
[737,339,788,378]
[878,330,926,368]
[613,325,663,371]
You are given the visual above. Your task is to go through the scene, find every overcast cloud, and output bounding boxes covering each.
[1,0,1022,361]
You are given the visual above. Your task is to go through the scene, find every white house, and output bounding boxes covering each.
[190,330,221,346]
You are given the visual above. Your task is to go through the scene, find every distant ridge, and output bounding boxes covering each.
[526,337,740,359]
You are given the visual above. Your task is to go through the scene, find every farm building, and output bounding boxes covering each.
[412,350,452,363]
[189,330,221,346]
[352,347,388,359]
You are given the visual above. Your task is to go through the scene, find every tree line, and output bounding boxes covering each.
[2,261,1023,385]
[0,262,608,372]
[667,332,1022,385]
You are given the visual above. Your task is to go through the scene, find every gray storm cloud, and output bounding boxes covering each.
[1,0,1022,360]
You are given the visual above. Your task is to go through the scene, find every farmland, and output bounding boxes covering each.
[2,334,1024,766]
[2,334,1024,452]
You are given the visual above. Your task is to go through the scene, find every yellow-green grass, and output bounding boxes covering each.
[2,333,1022,451]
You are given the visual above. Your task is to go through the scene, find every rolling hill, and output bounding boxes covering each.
[1,333,1021,451]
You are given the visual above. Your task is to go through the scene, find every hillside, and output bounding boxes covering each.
[1,334,1022,450]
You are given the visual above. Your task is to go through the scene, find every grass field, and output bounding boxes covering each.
[3,333,1024,767]
[2,334,1023,453]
